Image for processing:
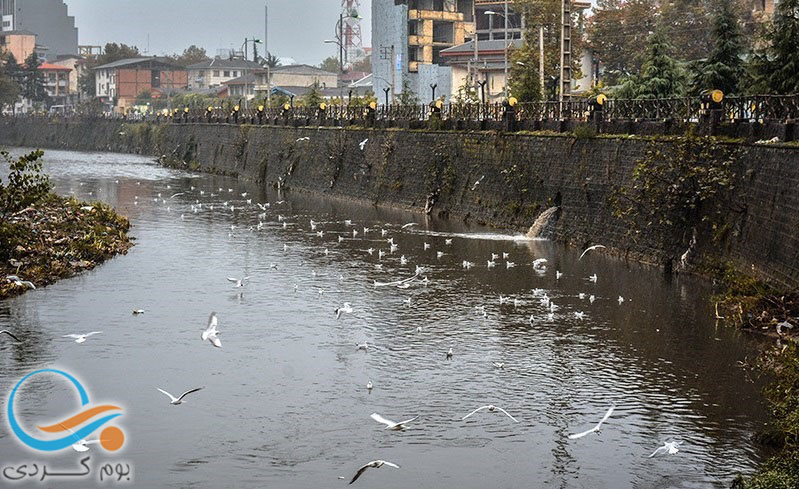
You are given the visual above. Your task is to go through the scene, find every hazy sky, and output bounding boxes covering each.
[66,0,372,65]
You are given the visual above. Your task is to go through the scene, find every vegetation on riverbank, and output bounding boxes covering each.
[0,149,132,299]
[707,264,799,489]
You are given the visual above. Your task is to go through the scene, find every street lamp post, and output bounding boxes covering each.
[325,12,362,107]
[485,2,511,99]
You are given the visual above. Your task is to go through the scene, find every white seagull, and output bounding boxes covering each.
[370,413,420,431]
[462,405,519,423]
[335,303,353,319]
[579,244,606,260]
[358,138,369,151]
[401,223,418,229]
[227,276,250,288]
[349,460,399,484]
[648,441,682,458]
[132,309,145,315]
[201,312,222,348]
[568,406,615,439]
[156,386,204,405]
[63,332,102,344]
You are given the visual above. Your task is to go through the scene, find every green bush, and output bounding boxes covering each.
[0,150,52,222]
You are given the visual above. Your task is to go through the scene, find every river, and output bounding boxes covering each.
[0,148,770,488]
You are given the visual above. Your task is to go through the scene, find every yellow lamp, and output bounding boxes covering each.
[207,106,213,112]
[711,89,724,103]
[369,101,376,110]
[596,93,607,105]
[283,103,291,111]
[508,97,518,107]
[320,102,327,110]
[233,105,240,111]
[258,105,264,111]
[435,100,443,109]
[161,109,169,116]
[184,107,189,113]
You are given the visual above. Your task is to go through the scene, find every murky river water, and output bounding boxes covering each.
[0,148,771,488]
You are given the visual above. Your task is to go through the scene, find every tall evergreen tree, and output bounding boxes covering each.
[616,29,685,99]
[750,0,799,94]
[0,51,22,109]
[22,53,47,103]
[508,45,542,102]
[693,0,746,95]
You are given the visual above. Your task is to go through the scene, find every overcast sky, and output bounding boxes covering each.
[66,0,372,65]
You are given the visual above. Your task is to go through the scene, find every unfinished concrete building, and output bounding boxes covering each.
[372,0,475,103]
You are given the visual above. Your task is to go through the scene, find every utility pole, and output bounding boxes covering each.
[504,0,509,98]
[390,44,395,104]
[559,0,572,103]
[539,25,545,97]
[265,3,271,106]
[473,1,478,92]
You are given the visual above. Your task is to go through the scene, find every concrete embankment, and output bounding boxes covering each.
[2,117,798,289]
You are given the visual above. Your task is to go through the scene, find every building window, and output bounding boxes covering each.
[213,70,220,77]
[233,71,238,77]
[223,70,230,77]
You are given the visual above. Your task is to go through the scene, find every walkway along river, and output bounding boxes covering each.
[0,148,772,488]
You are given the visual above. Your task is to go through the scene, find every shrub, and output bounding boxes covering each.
[0,150,52,223]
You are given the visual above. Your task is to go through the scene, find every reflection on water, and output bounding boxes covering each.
[0,148,770,488]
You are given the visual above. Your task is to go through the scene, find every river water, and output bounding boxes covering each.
[0,148,770,488]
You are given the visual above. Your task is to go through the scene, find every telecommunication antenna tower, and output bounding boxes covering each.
[341,0,363,65]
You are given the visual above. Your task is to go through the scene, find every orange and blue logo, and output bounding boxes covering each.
[6,369,125,452]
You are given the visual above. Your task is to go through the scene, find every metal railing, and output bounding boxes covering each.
[4,94,797,127]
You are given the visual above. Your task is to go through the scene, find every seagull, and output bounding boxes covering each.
[487,260,496,268]
[618,296,625,304]
[568,406,615,439]
[648,441,682,458]
[6,275,35,289]
[445,239,453,245]
[63,332,102,344]
[471,175,485,190]
[0,330,21,342]
[533,258,548,269]
[462,260,475,269]
[574,311,585,320]
[588,274,598,283]
[356,342,370,351]
[169,192,184,199]
[556,271,563,279]
[349,460,399,484]
[462,405,519,423]
[359,138,369,151]
[589,294,596,303]
[156,386,204,405]
[370,413,420,431]
[579,244,606,260]
[436,251,445,259]
[423,242,431,250]
[201,312,222,348]
[502,252,510,259]
[446,347,453,359]
[493,362,505,369]
[366,381,373,391]
[506,261,516,268]
[401,223,418,229]
[296,136,310,142]
[227,276,250,288]
[132,309,145,315]
[335,303,353,319]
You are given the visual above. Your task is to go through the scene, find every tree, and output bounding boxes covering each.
[749,0,799,94]
[319,55,341,73]
[79,43,141,97]
[514,0,585,92]
[691,0,746,96]
[350,56,371,73]
[586,0,659,86]
[0,50,22,109]
[659,0,716,63]
[172,45,209,67]
[22,53,47,103]
[0,150,51,223]
[263,52,281,68]
[616,29,686,99]
[397,79,419,105]
[301,81,324,107]
[509,45,542,102]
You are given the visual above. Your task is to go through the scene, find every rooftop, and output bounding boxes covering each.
[270,64,338,76]
[94,57,183,70]
[187,57,262,70]
[440,39,523,56]
[38,63,72,71]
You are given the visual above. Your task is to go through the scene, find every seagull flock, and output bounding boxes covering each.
[0,177,685,485]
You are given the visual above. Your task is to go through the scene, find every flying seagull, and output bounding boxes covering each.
[156,386,204,405]
[63,332,102,344]
[201,313,222,348]
[335,303,353,319]
[568,406,615,439]
[6,275,35,289]
[579,244,606,260]
[359,138,369,151]
[0,330,21,342]
[370,413,420,431]
[227,276,250,288]
[462,405,519,423]
[648,441,682,458]
[132,309,145,315]
[401,222,418,229]
[349,460,399,484]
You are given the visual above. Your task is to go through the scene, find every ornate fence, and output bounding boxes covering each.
[6,94,798,128]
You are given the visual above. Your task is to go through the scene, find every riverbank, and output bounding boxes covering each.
[0,193,133,299]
